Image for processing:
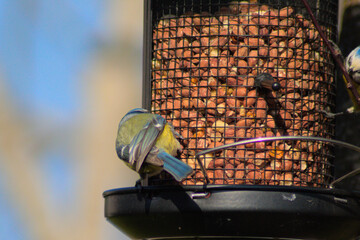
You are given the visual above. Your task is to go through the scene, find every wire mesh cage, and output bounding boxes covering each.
[144,0,338,188]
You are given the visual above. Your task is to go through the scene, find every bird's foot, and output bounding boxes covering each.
[135,178,148,187]
[135,179,142,187]
[319,110,343,118]
[347,106,355,114]
[319,107,357,118]
[136,173,149,187]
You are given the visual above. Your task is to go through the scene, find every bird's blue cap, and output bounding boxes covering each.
[356,47,360,56]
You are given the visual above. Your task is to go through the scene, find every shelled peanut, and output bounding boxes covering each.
[151,1,335,187]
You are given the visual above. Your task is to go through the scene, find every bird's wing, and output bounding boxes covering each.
[116,144,130,162]
[129,114,166,172]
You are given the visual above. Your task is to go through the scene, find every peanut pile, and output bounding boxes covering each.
[151,1,335,187]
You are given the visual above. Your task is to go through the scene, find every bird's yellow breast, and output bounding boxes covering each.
[343,75,360,111]
[155,124,181,156]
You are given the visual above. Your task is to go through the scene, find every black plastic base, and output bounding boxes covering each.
[103,185,360,240]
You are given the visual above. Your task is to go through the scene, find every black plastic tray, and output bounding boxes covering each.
[103,185,360,239]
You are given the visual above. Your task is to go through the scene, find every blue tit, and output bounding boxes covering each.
[344,46,360,113]
[320,44,360,118]
[115,108,193,182]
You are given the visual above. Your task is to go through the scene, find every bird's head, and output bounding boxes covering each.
[345,46,360,84]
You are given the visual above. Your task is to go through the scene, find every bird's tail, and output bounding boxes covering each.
[157,151,193,181]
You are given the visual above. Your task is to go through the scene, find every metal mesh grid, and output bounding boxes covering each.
[147,0,338,187]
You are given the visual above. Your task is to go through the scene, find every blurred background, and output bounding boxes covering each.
[0,1,359,240]
[0,0,141,239]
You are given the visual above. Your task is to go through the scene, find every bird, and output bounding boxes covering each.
[254,73,287,135]
[344,46,360,114]
[321,44,360,118]
[115,108,193,185]
[254,72,281,92]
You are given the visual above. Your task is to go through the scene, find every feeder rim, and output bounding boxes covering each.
[103,184,360,199]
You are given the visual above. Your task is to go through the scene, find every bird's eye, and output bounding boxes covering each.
[272,82,281,91]
[347,56,353,70]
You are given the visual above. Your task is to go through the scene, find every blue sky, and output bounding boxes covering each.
[0,0,103,239]
[0,172,29,240]
[0,0,102,119]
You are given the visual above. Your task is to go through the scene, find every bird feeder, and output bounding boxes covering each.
[104,0,360,239]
